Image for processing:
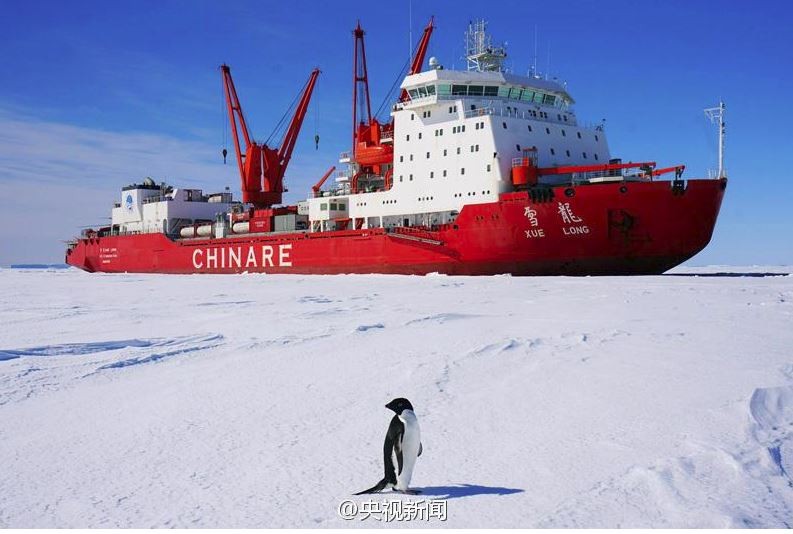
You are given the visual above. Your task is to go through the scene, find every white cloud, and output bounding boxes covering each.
[0,109,342,265]
[0,110,239,265]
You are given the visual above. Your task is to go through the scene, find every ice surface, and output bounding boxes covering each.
[0,266,792,527]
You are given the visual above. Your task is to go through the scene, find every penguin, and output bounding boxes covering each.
[355,397,423,495]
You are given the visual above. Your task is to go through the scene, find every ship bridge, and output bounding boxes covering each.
[399,69,575,112]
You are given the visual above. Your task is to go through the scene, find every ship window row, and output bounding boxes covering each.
[407,83,567,108]
[453,190,492,198]
[544,147,599,160]
[382,199,398,204]
[440,84,561,107]
[319,202,347,211]
[517,123,599,142]
[407,85,436,100]
[434,128,444,136]
[418,196,435,201]
[452,125,466,134]
[402,146,489,160]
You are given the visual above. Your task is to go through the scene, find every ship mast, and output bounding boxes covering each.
[465,20,507,73]
[704,101,726,178]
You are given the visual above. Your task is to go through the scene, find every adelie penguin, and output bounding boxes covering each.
[355,398,423,495]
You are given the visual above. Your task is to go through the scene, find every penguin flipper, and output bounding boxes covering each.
[354,478,390,495]
[384,416,404,479]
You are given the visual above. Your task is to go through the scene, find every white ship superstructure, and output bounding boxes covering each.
[306,21,610,232]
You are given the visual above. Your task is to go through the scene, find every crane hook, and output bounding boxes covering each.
[314,134,320,150]
[222,148,228,164]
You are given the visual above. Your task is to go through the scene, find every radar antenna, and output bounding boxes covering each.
[465,20,507,72]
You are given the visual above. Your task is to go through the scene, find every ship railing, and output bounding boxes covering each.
[142,196,173,204]
[463,105,600,130]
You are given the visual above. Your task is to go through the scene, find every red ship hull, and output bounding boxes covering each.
[66,179,727,276]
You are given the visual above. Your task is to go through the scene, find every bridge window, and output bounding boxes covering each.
[452,85,467,96]
[468,85,484,96]
[408,89,419,99]
[417,86,428,98]
[438,84,451,96]
[427,85,436,96]
[484,86,498,96]
[521,90,534,102]
[542,94,556,105]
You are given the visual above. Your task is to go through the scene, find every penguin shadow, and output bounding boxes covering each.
[413,483,524,500]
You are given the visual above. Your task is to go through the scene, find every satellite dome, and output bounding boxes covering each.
[143,176,155,187]
[428,56,439,69]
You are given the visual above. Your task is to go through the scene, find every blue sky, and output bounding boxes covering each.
[1,0,791,265]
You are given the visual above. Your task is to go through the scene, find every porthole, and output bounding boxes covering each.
[564,188,575,197]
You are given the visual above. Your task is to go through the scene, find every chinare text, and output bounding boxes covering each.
[192,244,293,269]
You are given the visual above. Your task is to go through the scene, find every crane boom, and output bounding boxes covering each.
[221,65,320,208]
[221,64,252,184]
[352,21,372,159]
[277,68,320,180]
[400,17,434,101]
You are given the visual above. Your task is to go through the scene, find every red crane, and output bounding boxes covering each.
[400,17,434,102]
[312,165,336,197]
[221,64,320,208]
[349,18,434,193]
[511,147,684,187]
